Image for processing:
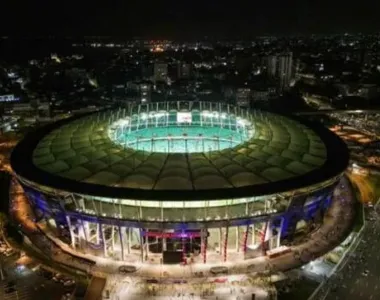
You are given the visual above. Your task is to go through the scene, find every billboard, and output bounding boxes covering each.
[177,112,192,123]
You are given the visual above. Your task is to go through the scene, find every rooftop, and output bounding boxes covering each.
[11,105,349,200]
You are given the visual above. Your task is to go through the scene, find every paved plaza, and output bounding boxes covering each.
[109,275,269,300]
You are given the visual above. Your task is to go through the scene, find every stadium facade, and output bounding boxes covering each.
[11,101,349,265]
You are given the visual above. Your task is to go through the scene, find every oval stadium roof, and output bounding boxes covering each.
[11,108,349,201]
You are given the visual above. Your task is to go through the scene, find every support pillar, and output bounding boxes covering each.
[261,221,269,255]
[83,221,90,240]
[243,223,249,254]
[65,215,76,249]
[235,226,240,252]
[162,235,167,252]
[118,226,124,261]
[111,226,115,253]
[96,223,100,244]
[145,229,149,259]
[99,223,107,258]
[223,226,229,262]
[127,227,131,254]
[264,220,274,251]
[80,220,88,252]
[201,229,207,264]
[251,224,256,245]
[139,228,144,262]
[277,218,284,248]
[218,227,223,254]
[181,229,186,264]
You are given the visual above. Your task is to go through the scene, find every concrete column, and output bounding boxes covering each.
[181,229,186,263]
[235,226,240,252]
[277,218,285,248]
[264,220,272,241]
[80,219,89,251]
[139,228,144,262]
[242,223,250,253]
[201,228,207,264]
[251,224,256,245]
[127,227,131,254]
[224,226,229,262]
[96,223,100,244]
[145,229,150,256]
[118,226,124,261]
[111,226,115,253]
[65,215,76,249]
[162,234,167,252]
[99,224,107,257]
[264,220,273,251]
[83,221,90,240]
[218,227,223,254]
[261,221,269,254]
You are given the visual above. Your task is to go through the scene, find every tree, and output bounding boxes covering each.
[0,212,7,235]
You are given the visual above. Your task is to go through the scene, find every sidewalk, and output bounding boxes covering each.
[10,177,356,281]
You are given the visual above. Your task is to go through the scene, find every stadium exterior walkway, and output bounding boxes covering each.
[10,177,356,280]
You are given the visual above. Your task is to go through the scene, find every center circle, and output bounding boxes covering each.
[109,110,254,153]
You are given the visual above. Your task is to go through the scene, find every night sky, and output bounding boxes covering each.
[2,1,380,37]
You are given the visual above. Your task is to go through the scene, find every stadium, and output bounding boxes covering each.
[11,101,349,266]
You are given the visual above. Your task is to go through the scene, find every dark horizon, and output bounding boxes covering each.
[2,1,380,38]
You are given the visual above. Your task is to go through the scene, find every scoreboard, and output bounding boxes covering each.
[177,112,192,123]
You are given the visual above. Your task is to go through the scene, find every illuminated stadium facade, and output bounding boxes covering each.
[11,101,349,265]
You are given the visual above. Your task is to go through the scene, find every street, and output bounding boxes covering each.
[318,204,380,300]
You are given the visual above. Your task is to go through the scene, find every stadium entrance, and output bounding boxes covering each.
[145,230,202,264]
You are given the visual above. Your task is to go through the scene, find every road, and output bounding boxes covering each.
[348,173,374,204]
[319,205,380,300]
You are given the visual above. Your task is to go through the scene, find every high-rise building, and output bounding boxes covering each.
[177,62,192,79]
[266,56,277,77]
[236,88,251,107]
[139,82,151,103]
[126,81,152,104]
[278,53,293,91]
[264,53,293,92]
[154,63,168,83]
